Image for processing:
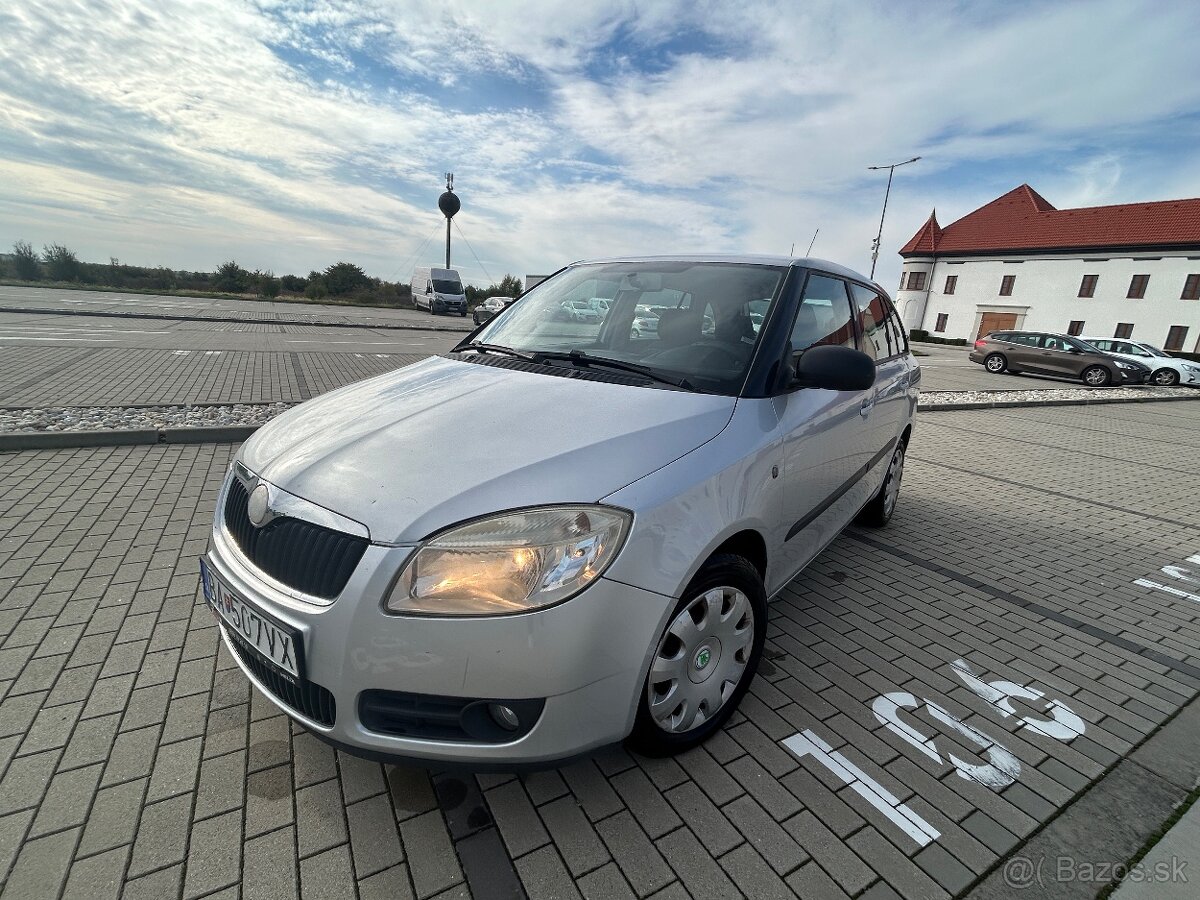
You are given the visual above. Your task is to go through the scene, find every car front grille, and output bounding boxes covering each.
[227,629,336,727]
[224,477,368,600]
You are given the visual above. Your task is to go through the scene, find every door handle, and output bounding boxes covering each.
[860,394,875,417]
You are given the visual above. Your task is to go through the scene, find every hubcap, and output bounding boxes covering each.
[883,445,905,517]
[1085,368,1105,385]
[986,357,1003,372]
[1153,370,1177,385]
[647,587,754,733]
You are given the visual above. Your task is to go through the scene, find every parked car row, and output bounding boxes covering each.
[967,330,1200,387]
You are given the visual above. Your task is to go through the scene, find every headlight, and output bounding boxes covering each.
[386,506,631,615]
[1183,364,1200,373]
[1114,360,1134,370]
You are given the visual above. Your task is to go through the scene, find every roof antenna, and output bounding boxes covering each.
[807,228,819,256]
[790,242,795,255]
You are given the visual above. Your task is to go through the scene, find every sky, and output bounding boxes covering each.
[3,0,1200,293]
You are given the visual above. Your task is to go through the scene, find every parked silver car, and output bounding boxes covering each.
[201,255,918,765]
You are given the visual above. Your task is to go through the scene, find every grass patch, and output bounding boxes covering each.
[0,279,413,310]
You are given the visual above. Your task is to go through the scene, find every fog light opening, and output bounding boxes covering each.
[489,703,520,731]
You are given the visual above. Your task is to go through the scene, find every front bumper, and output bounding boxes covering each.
[205,526,675,765]
[433,299,466,314]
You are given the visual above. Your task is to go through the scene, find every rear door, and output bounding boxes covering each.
[1003,333,1041,370]
[850,283,911,459]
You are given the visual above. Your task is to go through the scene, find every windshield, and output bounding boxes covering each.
[1135,342,1168,357]
[471,261,786,395]
[433,279,462,294]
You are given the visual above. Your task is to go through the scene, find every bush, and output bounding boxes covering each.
[215,260,249,293]
[909,329,929,342]
[11,241,41,280]
[304,279,328,299]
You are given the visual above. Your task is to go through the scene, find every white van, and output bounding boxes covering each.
[411,267,467,316]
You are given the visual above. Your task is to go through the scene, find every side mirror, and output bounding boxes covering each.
[791,344,876,392]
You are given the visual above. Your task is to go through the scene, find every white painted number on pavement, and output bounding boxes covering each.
[781,729,941,847]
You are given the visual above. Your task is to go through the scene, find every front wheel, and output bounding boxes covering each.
[1151,368,1180,386]
[984,353,1007,374]
[1082,365,1111,387]
[856,441,905,527]
[628,554,766,757]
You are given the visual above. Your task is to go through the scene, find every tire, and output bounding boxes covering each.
[429,303,435,316]
[984,353,1007,374]
[1082,365,1111,387]
[856,440,906,527]
[1151,368,1180,386]
[627,554,766,757]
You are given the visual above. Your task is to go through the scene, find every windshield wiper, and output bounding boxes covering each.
[534,349,701,391]
[456,341,538,361]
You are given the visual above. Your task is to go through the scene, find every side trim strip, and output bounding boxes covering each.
[785,440,896,542]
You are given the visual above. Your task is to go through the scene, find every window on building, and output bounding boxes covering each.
[904,271,927,291]
[1067,320,1084,336]
[1114,323,1134,339]
[1127,274,1149,299]
[944,275,957,295]
[1182,274,1200,300]
[999,275,1015,296]
[1078,275,1098,298]
[935,313,949,332]
[1165,326,1189,352]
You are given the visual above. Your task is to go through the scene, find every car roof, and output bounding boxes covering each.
[565,255,880,291]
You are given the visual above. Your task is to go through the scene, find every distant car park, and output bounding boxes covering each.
[970,330,1151,386]
[472,295,515,326]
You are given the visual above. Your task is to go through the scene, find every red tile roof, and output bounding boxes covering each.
[899,184,1200,256]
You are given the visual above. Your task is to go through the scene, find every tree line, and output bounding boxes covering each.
[1,240,523,307]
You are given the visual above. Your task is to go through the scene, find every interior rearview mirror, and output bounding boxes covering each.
[791,344,876,392]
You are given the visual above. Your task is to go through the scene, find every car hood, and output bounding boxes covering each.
[240,355,736,544]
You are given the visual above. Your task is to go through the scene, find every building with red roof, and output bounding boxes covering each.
[896,185,1200,353]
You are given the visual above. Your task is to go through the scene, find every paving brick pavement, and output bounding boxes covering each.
[1,402,1199,898]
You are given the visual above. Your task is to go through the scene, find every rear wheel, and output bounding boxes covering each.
[1151,368,1180,386]
[1082,365,1111,387]
[856,441,905,527]
[628,554,766,757]
[984,353,1007,374]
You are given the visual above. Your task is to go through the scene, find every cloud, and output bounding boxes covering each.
[1,0,1199,293]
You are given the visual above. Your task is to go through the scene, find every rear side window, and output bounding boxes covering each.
[789,275,856,356]
[1010,333,1040,346]
[850,284,898,361]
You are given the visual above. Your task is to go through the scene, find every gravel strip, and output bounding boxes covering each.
[0,403,293,433]
[2,387,1196,435]
[919,385,1196,406]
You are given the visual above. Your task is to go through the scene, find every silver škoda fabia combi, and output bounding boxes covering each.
[201,256,919,765]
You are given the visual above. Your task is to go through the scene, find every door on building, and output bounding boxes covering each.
[977,312,1018,340]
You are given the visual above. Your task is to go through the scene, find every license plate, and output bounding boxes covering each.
[201,559,303,681]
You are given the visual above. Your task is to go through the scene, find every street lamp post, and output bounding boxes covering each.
[868,156,920,279]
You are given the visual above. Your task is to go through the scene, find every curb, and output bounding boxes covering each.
[0,305,475,335]
[0,425,259,451]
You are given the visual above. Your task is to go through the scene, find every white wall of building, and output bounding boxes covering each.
[897,251,1200,350]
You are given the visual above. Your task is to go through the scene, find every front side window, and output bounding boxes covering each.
[789,275,856,358]
[1127,274,1149,299]
[475,261,785,395]
[999,275,1016,296]
[1041,335,1073,352]
[1114,322,1134,339]
[1090,339,1112,351]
